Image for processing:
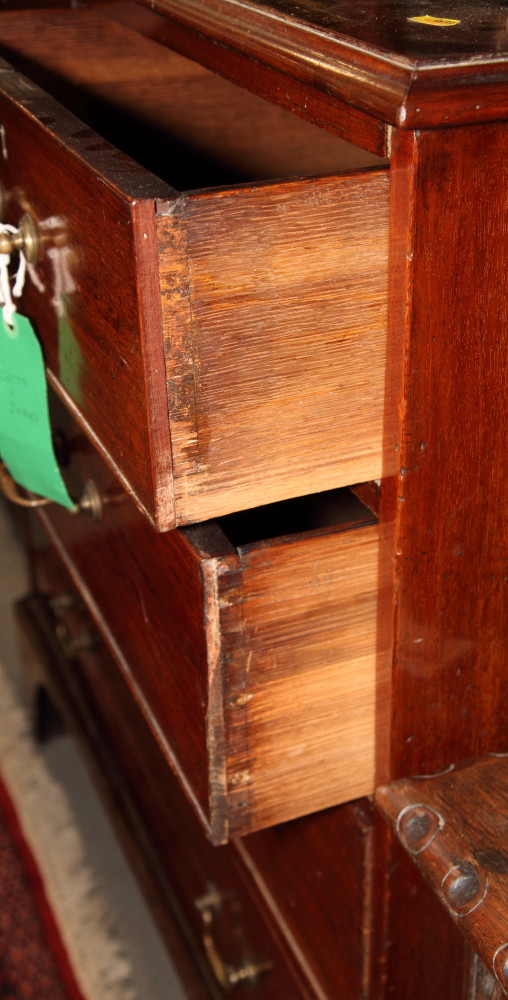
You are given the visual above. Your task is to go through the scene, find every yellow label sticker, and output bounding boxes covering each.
[408,15,461,25]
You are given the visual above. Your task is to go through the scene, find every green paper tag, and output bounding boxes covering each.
[0,312,75,509]
[58,297,83,406]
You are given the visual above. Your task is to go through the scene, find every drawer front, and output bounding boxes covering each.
[17,583,317,1000]
[26,391,387,843]
[0,64,173,528]
[0,9,390,533]
[236,801,375,1000]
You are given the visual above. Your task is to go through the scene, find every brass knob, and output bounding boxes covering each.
[0,212,39,264]
[195,885,273,992]
[77,478,103,523]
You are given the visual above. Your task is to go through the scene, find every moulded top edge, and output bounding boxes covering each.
[140,0,508,128]
[145,0,508,70]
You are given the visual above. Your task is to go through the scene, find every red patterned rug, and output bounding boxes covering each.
[0,769,86,1000]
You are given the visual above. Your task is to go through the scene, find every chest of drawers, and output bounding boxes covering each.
[3,2,508,997]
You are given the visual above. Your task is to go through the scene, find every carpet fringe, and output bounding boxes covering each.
[0,664,137,1000]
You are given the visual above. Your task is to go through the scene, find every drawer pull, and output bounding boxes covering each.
[54,621,101,658]
[0,463,102,521]
[195,886,273,992]
[0,461,52,507]
[0,211,38,264]
[48,593,80,616]
[76,479,103,523]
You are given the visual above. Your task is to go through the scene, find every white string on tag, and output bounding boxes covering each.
[27,261,45,294]
[0,251,12,327]
[0,223,27,328]
[47,244,76,318]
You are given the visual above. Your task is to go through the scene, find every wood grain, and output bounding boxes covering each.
[236,800,375,1000]
[21,539,380,998]
[225,523,385,835]
[7,5,508,997]
[0,10,385,181]
[39,395,223,831]
[371,123,508,998]
[386,125,508,785]
[158,169,390,525]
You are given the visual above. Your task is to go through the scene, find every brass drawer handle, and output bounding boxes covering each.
[0,461,51,507]
[195,886,273,993]
[54,620,101,658]
[0,212,39,264]
[0,463,102,521]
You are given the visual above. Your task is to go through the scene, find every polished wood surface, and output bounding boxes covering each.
[377,756,508,996]
[0,57,173,527]
[372,122,508,998]
[130,0,508,127]
[105,0,389,156]
[147,0,508,60]
[238,801,375,1000]
[0,10,384,177]
[383,125,508,780]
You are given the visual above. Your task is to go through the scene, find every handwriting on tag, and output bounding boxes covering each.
[0,312,75,508]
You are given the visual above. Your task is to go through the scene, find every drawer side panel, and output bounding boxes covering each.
[158,169,390,524]
[225,524,385,835]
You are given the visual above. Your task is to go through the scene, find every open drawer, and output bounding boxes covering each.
[0,9,389,531]
[24,391,389,844]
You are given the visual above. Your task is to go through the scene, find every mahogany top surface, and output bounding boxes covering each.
[215,0,508,63]
[139,0,508,126]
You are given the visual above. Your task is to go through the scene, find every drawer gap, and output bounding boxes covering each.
[216,486,376,550]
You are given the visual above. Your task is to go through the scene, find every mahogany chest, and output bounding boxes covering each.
[2,2,508,997]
